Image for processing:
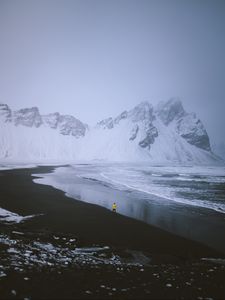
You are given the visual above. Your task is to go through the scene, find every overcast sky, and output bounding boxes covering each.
[0,0,225,143]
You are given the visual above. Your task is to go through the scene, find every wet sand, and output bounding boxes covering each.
[0,166,225,299]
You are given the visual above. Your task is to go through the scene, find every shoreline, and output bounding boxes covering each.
[33,164,225,254]
[0,165,223,258]
[1,166,225,299]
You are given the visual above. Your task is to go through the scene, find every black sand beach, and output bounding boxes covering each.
[1,166,225,299]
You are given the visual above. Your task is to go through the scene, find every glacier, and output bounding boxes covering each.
[0,99,222,164]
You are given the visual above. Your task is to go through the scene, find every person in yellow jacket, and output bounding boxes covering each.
[112,202,117,212]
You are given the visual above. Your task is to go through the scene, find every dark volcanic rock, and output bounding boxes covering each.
[43,113,87,137]
[177,113,211,151]
[114,111,128,124]
[128,102,158,148]
[139,124,158,149]
[42,112,60,129]
[97,117,114,129]
[58,115,86,137]
[0,103,12,122]
[156,98,211,151]
[129,124,139,141]
[97,102,158,149]
[13,107,43,128]
[156,98,185,126]
[0,104,87,138]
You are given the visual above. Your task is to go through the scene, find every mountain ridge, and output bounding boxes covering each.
[0,99,222,164]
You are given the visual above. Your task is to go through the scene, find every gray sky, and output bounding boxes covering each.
[0,0,225,144]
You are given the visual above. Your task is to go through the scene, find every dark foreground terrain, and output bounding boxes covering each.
[0,166,225,299]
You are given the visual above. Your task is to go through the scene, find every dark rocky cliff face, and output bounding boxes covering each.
[97,117,114,129]
[13,107,43,128]
[0,103,12,122]
[156,98,185,126]
[128,102,155,123]
[0,104,87,138]
[42,112,60,129]
[128,102,158,149]
[43,113,87,137]
[57,115,86,137]
[97,98,211,153]
[138,124,158,149]
[97,102,159,150]
[156,98,211,151]
[176,114,211,151]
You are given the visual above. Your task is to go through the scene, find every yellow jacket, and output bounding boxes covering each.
[112,203,117,210]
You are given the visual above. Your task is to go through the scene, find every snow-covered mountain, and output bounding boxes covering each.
[0,99,221,164]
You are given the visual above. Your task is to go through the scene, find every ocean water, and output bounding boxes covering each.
[33,163,225,253]
[56,163,225,214]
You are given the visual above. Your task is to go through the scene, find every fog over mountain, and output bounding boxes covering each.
[0,0,224,149]
[0,98,221,164]
[212,142,225,160]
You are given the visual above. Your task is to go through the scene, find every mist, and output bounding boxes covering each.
[0,0,225,144]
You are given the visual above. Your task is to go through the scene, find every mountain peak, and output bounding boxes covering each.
[156,97,185,125]
[0,100,219,163]
[128,101,154,123]
[131,101,152,112]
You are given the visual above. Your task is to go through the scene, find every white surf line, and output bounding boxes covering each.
[33,169,225,215]
[99,172,225,214]
[100,172,175,201]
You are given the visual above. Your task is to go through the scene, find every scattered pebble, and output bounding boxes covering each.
[1,229,225,299]
[0,271,7,278]
[11,290,17,296]
[12,231,24,235]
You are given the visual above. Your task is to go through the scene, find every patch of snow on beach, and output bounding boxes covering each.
[0,207,38,224]
[0,163,37,171]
